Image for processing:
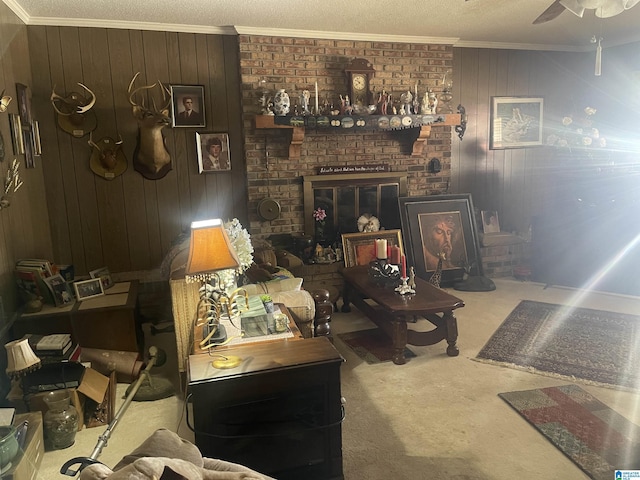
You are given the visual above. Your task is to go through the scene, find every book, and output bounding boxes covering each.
[36,333,71,352]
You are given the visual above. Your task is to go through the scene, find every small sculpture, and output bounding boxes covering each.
[357,214,380,233]
[408,267,416,289]
[429,252,444,288]
[300,90,310,115]
[400,90,413,115]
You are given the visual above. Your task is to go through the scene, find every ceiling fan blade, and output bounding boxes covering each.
[533,0,567,24]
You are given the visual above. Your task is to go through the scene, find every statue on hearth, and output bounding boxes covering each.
[378,89,389,115]
[300,90,310,115]
[400,90,413,115]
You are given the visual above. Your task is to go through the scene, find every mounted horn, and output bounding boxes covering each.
[50,83,97,137]
[0,89,12,113]
[127,72,172,180]
[88,132,127,180]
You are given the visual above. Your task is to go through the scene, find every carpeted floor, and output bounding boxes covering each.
[475,300,640,390]
[337,328,415,364]
[499,384,640,480]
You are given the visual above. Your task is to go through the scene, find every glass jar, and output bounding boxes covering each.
[0,425,19,472]
[43,390,79,450]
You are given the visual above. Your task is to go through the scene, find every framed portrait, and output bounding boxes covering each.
[481,210,501,234]
[196,132,231,173]
[170,85,205,128]
[89,266,113,290]
[9,114,24,155]
[341,229,404,268]
[490,96,543,149]
[16,83,32,126]
[73,277,105,301]
[398,194,483,287]
[44,274,75,307]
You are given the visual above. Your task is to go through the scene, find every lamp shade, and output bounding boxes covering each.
[5,339,41,379]
[185,219,240,282]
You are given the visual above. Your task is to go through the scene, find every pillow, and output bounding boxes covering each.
[242,278,303,296]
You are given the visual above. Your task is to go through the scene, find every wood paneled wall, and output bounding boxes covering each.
[450,47,621,236]
[27,27,247,277]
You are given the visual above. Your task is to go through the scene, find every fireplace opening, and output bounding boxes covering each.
[303,172,408,243]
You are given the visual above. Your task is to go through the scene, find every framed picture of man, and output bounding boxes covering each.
[170,85,206,128]
[195,132,231,173]
[399,194,483,287]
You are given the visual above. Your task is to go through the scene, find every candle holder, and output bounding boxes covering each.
[368,258,400,287]
[395,277,415,295]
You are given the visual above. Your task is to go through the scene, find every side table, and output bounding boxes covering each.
[188,336,344,480]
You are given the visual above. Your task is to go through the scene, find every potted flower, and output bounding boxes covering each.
[260,294,274,313]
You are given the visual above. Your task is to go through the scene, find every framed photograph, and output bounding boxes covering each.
[9,114,24,155]
[398,194,483,287]
[196,132,231,173]
[481,210,501,234]
[23,128,34,169]
[32,121,41,156]
[89,266,113,290]
[170,85,205,128]
[16,83,32,126]
[73,277,105,301]
[341,229,404,268]
[44,274,75,307]
[490,96,543,149]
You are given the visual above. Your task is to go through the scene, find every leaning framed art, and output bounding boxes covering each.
[398,194,483,286]
[490,96,543,149]
[341,229,404,268]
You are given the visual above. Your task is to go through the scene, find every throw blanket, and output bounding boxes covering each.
[79,429,275,480]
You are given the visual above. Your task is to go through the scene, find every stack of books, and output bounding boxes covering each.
[24,334,80,363]
[14,258,54,305]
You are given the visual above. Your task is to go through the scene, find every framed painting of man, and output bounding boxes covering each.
[398,194,483,287]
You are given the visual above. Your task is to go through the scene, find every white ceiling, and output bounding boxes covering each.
[5,0,640,51]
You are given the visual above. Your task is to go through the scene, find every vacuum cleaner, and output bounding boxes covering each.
[59,346,172,477]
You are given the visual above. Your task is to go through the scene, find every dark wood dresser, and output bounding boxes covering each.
[188,336,344,480]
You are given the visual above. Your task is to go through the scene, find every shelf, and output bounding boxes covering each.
[254,113,462,159]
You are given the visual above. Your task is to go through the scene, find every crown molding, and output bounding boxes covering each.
[453,39,586,52]
[3,0,29,23]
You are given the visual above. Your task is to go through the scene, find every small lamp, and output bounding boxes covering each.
[5,339,41,379]
[185,219,246,369]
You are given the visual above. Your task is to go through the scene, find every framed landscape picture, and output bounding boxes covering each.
[490,96,543,149]
[398,194,483,286]
[73,277,105,301]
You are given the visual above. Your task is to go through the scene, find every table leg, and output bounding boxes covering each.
[391,317,408,365]
[444,310,459,357]
[341,284,352,313]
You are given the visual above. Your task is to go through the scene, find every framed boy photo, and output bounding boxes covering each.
[170,85,206,128]
[196,132,231,173]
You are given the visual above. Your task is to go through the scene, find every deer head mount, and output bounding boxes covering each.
[50,83,97,137]
[128,72,172,180]
[88,133,127,180]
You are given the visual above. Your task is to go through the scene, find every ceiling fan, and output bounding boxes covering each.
[533,0,640,24]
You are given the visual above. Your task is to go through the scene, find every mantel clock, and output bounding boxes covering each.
[344,58,375,107]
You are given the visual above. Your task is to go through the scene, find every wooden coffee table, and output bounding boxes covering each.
[341,266,464,365]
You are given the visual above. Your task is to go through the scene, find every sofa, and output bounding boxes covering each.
[166,237,332,376]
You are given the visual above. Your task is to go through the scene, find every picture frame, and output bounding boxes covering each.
[196,132,231,173]
[73,277,105,301]
[22,128,34,169]
[16,83,32,126]
[341,229,404,268]
[170,85,206,128]
[481,210,501,234]
[490,96,543,149]
[9,114,24,155]
[398,194,483,287]
[43,274,75,307]
[89,266,113,290]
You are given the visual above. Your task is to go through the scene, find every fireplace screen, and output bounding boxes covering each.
[303,172,407,243]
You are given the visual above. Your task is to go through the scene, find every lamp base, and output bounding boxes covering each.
[211,355,242,369]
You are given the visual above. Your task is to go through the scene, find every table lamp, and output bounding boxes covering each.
[5,338,41,379]
[185,219,245,369]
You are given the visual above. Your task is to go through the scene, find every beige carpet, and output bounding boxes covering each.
[35,278,640,479]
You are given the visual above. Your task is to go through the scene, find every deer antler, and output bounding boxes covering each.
[50,83,96,115]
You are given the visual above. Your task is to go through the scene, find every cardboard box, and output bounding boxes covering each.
[3,412,44,480]
[25,367,111,431]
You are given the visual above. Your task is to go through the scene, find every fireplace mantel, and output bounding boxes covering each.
[255,114,461,159]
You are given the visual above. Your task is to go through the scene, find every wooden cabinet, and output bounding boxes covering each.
[188,337,344,480]
[12,281,141,352]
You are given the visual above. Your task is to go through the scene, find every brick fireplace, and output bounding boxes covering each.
[238,35,457,240]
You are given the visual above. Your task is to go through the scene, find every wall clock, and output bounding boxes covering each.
[344,58,375,107]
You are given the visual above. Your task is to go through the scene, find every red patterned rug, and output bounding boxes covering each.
[337,328,416,364]
[476,300,640,390]
[499,384,640,480]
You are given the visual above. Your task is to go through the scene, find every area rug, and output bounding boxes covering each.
[476,300,640,390]
[499,384,640,480]
[337,328,416,364]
